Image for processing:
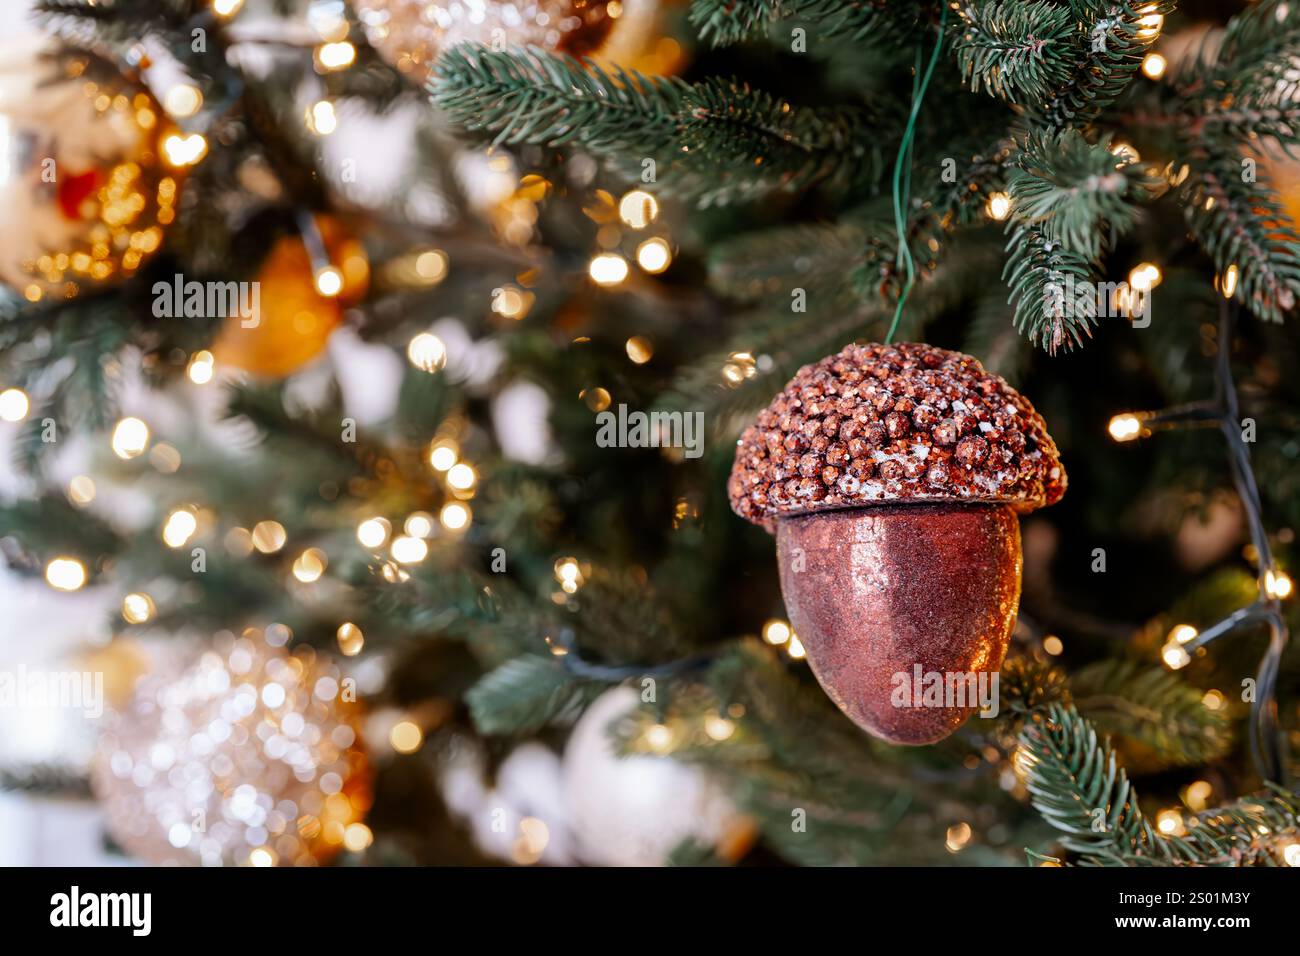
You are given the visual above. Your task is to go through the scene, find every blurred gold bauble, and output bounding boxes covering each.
[0,37,184,301]
[355,0,680,85]
[211,217,368,377]
[92,628,371,867]
[75,638,152,711]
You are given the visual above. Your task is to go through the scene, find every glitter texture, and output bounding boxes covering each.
[92,629,370,866]
[355,0,619,83]
[728,342,1066,529]
[777,504,1021,744]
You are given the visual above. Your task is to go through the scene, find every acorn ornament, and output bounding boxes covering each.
[729,343,1066,745]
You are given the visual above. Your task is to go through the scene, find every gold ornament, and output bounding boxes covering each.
[0,37,184,301]
[354,0,673,85]
[211,216,368,377]
[92,628,371,866]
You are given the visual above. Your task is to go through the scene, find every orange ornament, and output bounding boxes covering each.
[211,217,367,378]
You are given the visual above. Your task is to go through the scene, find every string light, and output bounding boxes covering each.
[407,333,447,372]
[404,512,435,538]
[1265,570,1293,600]
[945,822,972,852]
[986,192,1012,221]
[162,133,207,167]
[413,249,448,284]
[314,265,344,297]
[1107,413,1145,442]
[111,417,150,459]
[307,100,337,135]
[336,622,365,656]
[1141,52,1168,79]
[1162,641,1191,670]
[625,336,653,364]
[314,41,357,72]
[212,0,244,15]
[704,715,735,741]
[390,535,429,564]
[762,619,791,645]
[580,387,611,412]
[636,237,672,274]
[45,557,87,592]
[554,557,584,593]
[162,508,198,548]
[440,502,470,531]
[343,823,374,853]
[163,84,203,118]
[588,253,629,287]
[390,721,423,754]
[292,548,328,583]
[1042,635,1064,656]
[1128,262,1162,292]
[428,442,458,471]
[1168,624,1199,644]
[644,724,673,752]
[0,387,29,422]
[187,350,215,384]
[68,476,96,506]
[786,634,806,660]
[356,517,391,549]
[122,592,156,624]
[251,520,287,554]
[446,462,477,492]
[1285,843,1300,867]
[617,190,659,229]
[1137,7,1164,38]
[1183,780,1213,812]
[491,285,531,319]
[1156,808,1185,836]
[1220,264,1239,299]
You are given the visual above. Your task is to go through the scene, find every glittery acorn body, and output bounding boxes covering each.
[729,342,1065,745]
[777,504,1021,744]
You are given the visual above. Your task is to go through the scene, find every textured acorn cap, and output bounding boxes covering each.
[728,342,1066,529]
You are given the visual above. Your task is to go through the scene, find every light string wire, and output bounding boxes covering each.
[1134,299,1290,783]
[884,1,949,346]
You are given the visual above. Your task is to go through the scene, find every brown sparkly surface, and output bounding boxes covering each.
[728,342,1066,529]
[777,504,1021,745]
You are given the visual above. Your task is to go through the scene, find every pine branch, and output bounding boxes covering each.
[706,220,870,302]
[1019,703,1168,861]
[465,655,598,735]
[1070,661,1233,768]
[689,0,922,48]
[953,0,1078,104]
[1180,159,1300,323]
[1022,704,1300,865]
[432,46,881,205]
[1007,128,1159,260]
[1002,222,1099,353]
[1034,0,1176,130]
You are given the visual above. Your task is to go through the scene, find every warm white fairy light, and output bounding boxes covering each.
[588,254,629,287]
[554,557,584,593]
[762,619,791,645]
[336,622,365,657]
[390,535,428,564]
[122,592,156,624]
[1168,624,1199,645]
[1265,570,1293,600]
[212,0,244,16]
[45,557,87,592]
[187,350,215,384]
[315,41,357,72]
[407,333,447,373]
[292,548,328,583]
[162,509,198,548]
[428,442,458,471]
[251,520,287,554]
[446,462,476,491]
[307,100,337,135]
[617,190,659,229]
[1142,52,1167,80]
[636,237,672,274]
[68,475,96,506]
[112,417,150,459]
[1220,264,1240,299]
[1107,413,1144,442]
[163,84,203,118]
[440,502,470,531]
[0,387,29,422]
[986,192,1012,221]
[786,634,806,659]
[404,512,434,538]
[1128,262,1162,293]
[356,517,391,549]
[1162,642,1191,670]
[644,723,673,752]
[314,265,344,297]
[162,132,208,167]
[704,715,735,741]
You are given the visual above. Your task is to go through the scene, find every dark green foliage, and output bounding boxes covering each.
[1002,223,1099,353]
[953,0,1077,103]
[465,655,597,735]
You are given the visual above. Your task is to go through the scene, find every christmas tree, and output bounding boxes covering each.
[0,0,1298,868]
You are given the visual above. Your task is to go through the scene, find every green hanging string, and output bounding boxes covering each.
[884,3,949,345]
